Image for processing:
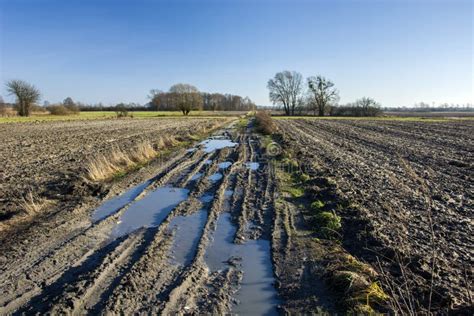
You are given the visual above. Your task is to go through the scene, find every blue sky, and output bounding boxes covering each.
[0,0,472,107]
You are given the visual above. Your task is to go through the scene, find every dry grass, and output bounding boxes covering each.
[19,191,51,215]
[86,140,159,182]
[85,119,230,182]
[255,111,276,135]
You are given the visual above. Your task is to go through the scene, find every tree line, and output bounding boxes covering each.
[149,83,256,115]
[267,70,382,116]
[2,80,256,117]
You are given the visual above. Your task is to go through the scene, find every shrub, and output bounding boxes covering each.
[115,103,129,118]
[47,104,73,115]
[255,111,276,134]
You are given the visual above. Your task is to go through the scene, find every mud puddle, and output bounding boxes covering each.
[218,161,232,169]
[246,162,260,171]
[92,181,151,222]
[199,137,238,153]
[168,210,208,266]
[110,187,189,238]
[205,212,279,315]
[208,172,223,182]
[232,240,279,316]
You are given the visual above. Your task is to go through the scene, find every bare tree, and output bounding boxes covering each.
[5,80,41,117]
[267,71,303,116]
[355,97,381,116]
[169,83,203,115]
[307,75,338,116]
[0,95,6,116]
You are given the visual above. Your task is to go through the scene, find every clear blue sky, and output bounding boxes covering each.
[0,0,472,107]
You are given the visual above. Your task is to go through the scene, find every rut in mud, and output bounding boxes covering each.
[0,122,281,315]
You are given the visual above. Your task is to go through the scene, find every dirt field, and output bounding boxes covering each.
[0,117,471,314]
[276,118,473,313]
[0,118,230,227]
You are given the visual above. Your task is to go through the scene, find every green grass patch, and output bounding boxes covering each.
[0,111,241,123]
[311,200,325,210]
[315,211,341,238]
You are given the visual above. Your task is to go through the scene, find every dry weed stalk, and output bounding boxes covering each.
[20,191,50,215]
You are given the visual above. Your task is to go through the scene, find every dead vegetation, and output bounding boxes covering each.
[255,111,276,134]
[19,191,52,215]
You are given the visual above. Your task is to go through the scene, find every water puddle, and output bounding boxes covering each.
[205,159,213,165]
[232,240,280,316]
[218,161,232,169]
[199,193,214,204]
[205,213,280,315]
[205,213,237,271]
[246,162,260,171]
[191,172,203,181]
[199,138,238,153]
[186,148,197,153]
[92,181,151,222]
[208,172,223,182]
[110,187,189,239]
[168,210,207,266]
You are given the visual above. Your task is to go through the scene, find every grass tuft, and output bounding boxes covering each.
[19,191,51,215]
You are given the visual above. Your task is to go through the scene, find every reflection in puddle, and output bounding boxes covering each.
[233,240,280,316]
[218,161,232,169]
[92,181,151,222]
[111,187,189,239]
[191,172,203,181]
[199,193,214,203]
[205,213,236,271]
[208,173,223,182]
[246,162,260,171]
[205,213,279,315]
[168,210,207,266]
[199,138,238,153]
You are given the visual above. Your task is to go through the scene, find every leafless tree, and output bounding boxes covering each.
[0,95,6,116]
[355,97,381,116]
[267,71,303,116]
[5,80,41,117]
[307,75,339,116]
[169,83,203,115]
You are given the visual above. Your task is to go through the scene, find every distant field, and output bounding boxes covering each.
[0,111,246,123]
[272,115,473,122]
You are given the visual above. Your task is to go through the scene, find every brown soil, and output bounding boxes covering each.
[0,118,229,228]
[1,117,470,314]
[276,118,473,314]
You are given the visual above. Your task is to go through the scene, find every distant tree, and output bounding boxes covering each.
[210,93,224,111]
[267,71,303,116]
[0,95,6,116]
[115,103,129,118]
[5,79,41,116]
[63,97,80,113]
[307,76,339,116]
[355,97,381,116]
[169,83,203,115]
[63,97,74,107]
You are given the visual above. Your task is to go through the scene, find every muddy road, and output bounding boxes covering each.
[0,118,230,230]
[0,121,291,314]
